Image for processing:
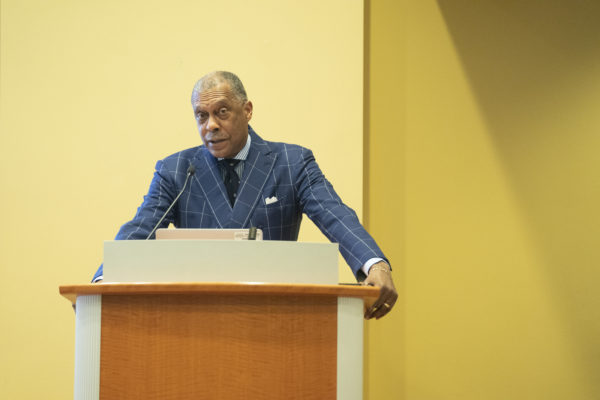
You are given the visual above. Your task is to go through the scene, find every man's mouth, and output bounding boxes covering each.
[208,138,226,144]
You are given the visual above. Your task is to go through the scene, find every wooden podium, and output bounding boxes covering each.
[60,282,379,400]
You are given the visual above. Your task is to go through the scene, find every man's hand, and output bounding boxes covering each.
[363,261,397,319]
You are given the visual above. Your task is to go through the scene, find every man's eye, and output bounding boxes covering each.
[197,113,207,121]
[218,108,228,115]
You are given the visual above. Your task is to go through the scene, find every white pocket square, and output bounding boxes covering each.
[265,196,278,205]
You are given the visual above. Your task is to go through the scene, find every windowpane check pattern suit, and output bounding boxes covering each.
[92,127,387,282]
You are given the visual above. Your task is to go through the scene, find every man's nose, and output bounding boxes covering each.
[206,114,219,131]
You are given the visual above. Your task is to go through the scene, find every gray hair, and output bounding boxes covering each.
[191,71,248,103]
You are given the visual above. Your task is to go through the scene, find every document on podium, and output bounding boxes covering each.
[155,228,264,241]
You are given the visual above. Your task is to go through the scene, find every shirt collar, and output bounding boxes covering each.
[218,133,251,161]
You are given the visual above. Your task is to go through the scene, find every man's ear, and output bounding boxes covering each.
[244,101,253,121]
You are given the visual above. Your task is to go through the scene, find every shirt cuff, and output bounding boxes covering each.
[361,258,387,276]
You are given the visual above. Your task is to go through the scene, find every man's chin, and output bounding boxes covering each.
[206,143,231,159]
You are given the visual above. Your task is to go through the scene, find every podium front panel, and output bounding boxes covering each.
[100,293,337,400]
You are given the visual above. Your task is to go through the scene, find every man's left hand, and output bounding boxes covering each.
[363,261,397,319]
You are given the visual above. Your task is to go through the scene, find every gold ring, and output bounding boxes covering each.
[383,303,391,309]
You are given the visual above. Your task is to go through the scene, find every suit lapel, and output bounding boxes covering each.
[230,131,277,227]
[191,147,231,228]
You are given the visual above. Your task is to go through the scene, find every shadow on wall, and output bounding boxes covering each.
[437,0,600,389]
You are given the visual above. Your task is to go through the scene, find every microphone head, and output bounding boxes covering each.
[187,165,196,176]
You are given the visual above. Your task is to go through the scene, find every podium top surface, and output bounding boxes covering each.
[59,282,380,305]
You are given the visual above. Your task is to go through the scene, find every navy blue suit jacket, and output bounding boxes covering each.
[93,128,386,281]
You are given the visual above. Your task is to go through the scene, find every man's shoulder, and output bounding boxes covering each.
[154,146,204,173]
[255,135,310,158]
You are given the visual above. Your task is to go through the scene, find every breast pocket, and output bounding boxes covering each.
[251,192,296,238]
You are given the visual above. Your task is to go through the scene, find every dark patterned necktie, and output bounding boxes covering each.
[219,159,240,206]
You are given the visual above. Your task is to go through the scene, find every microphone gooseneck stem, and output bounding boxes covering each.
[145,166,195,240]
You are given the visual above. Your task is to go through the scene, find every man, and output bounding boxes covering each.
[93,71,397,319]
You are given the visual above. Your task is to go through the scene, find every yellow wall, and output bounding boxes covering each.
[4,1,598,399]
[363,0,406,398]
[366,1,600,399]
[0,0,362,397]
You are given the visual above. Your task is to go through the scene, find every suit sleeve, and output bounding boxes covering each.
[91,160,178,281]
[114,160,178,240]
[294,147,388,280]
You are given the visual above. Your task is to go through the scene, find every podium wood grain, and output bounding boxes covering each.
[100,294,336,399]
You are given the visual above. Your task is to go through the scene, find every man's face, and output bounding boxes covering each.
[192,83,253,159]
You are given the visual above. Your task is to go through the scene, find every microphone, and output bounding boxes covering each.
[248,227,257,240]
[145,165,196,240]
